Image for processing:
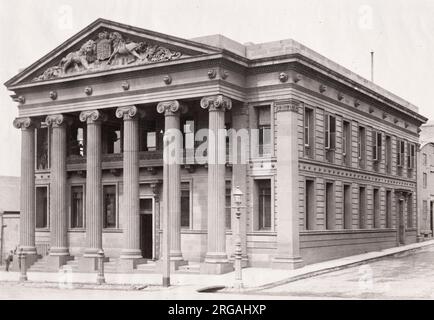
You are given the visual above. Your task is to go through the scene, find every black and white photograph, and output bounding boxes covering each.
[0,0,434,306]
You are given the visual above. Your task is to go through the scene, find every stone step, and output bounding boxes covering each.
[178,263,200,273]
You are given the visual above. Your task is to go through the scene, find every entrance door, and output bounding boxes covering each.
[430,201,434,236]
[398,199,405,245]
[140,198,153,259]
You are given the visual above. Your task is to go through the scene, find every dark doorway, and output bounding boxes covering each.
[140,198,153,259]
[398,199,405,245]
[430,201,434,235]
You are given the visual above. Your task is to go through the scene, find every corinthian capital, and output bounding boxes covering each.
[13,117,34,129]
[156,100,187,116]
[115,106,145,120]
[200,95,232,112]
[45,114,73,127]
[79,110,107,124]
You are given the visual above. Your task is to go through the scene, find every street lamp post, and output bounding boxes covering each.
[233,186,243,290]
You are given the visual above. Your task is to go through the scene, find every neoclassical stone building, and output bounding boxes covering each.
[5,19,427,273]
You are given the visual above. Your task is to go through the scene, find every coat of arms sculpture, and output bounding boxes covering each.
[33,30,184,81]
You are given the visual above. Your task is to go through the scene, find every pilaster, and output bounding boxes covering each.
[271,100,304,270]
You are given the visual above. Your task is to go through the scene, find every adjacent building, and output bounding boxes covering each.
[0,176,20,265]
[417,125,434,240]
[4,19,427,273]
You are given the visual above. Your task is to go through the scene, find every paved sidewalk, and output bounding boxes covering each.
[1,240,433,292]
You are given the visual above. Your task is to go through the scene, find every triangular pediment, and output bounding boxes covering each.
[6,19,222,87]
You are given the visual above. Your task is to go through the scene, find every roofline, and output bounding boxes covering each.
[4,18,428,124]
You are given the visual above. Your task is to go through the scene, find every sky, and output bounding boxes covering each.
[1,0,434,176]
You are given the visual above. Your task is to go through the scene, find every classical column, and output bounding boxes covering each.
[45,114,73,269]
[231,103,249,266]
[78,110,106,271]
[116,106,145,270]
[13,117,38,268]
[272,100,304,269]
[157,100,187,270]
[200,95,234,274]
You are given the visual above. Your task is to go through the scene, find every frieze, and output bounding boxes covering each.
[299,161,416,189]
[34,30,184,81]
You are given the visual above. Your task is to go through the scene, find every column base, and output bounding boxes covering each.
[200,262,234,274]
[78,255,109,272]
[201,252,234,274]
[156,258,188,271]
[117,258,147,272]
[271,256,304,270]
[47,254,73,271]
[11,253,39,271]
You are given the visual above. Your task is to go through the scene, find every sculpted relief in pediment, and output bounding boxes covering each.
[34,30,185,81]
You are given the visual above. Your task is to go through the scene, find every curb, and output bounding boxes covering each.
[244,241,434,293]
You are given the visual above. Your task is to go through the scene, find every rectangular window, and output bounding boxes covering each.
[257,179,272,230]
[373,188,380,228]
[343,184,352,229]
[103,185,117,229]
[407,143,415,170]
[139,119,157,152]
[305,179,315,230]
[67,125,86,157]
[183,120,195,150]
[385,136,391,173]
[325,114,336,150]
[36,126,50,170]
[423,173,427,188]
[103,124,122,154]
[36,186,48,229]
[181,182,190,228]
[258,106,271,157]
[304,107,314,158]
[423,153,428,166]
[358,127,366,168]
[225,181,232,229]
[359,186,366,228]
[372,131,382,162]
[397,139,405,168]
[70,186,84,229]
[343,120,351,166]
[325,182,335,230]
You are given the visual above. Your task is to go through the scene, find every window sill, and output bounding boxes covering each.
[102,228,123,233]
[35,228,50,232]
[68,228,86,232]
